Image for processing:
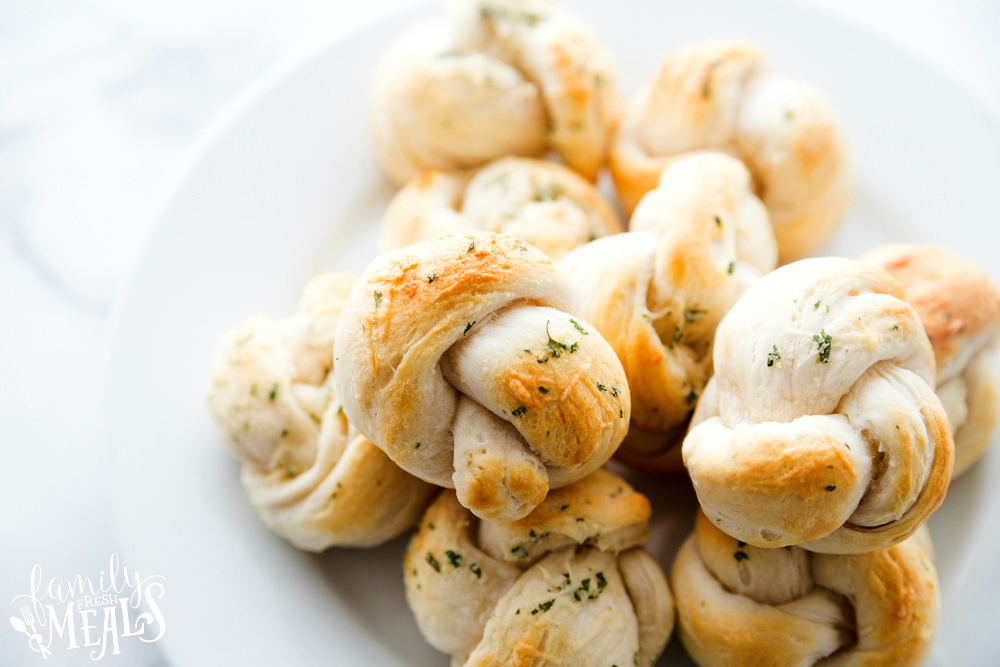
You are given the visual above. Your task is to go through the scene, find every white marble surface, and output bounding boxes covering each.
[1,0,997,664]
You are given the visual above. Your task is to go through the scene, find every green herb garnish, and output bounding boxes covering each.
[813,329,832,363]
[685,309,707,323]
[531,599,555,615]
[426,553,441,572]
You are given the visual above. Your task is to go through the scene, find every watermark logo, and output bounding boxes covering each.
[10,554,165,660]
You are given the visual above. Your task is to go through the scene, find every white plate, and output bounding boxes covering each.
[103,0,1000,664]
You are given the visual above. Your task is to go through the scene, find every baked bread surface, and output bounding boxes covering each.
[371,0,618,185]
[561,152,776,471]
[206,273,436,550]
[404,469,674,666]
[334,231,630,521]
[683,257,953,553]
[672,510,940,667]
[382,156,623,258]
[862,244,1000,476]
[611,38,851,262]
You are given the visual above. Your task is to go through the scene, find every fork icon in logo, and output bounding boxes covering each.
[9,606,51,659]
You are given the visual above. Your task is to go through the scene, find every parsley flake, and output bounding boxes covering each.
[813,329,833,363]
[531,599,555,615]
[767,345,781,367]
[544,320,575,358]
[425,553,441,572]
[685,309,707,323]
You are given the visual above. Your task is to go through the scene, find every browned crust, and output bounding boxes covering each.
[508,467,651,532]
[862,244,1000,364]
[672,511,940,666]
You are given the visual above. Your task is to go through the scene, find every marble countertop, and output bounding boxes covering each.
[1,0,997,664]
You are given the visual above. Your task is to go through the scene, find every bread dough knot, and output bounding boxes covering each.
[370,0,618,185]
[334,232,630,521]
[611,38,852,262]
[671,510,940,667]
[404,469,674,667]
[683,257,954,553]
[561,152,777,472]
[206,273,436,550]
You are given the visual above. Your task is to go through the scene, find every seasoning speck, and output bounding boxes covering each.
[426,553,441,572]
[813,329,832,363]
